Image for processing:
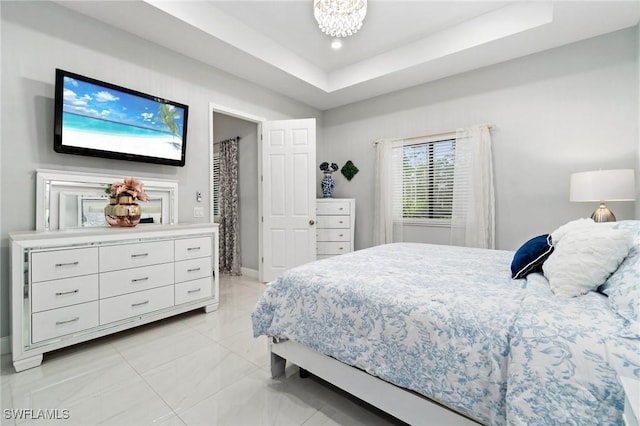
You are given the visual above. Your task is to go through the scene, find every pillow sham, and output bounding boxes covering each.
[599,220,640,293]
[543,220,633,297]
[549,217,595,244]
[600,220,640,337]
[511,234,554,279]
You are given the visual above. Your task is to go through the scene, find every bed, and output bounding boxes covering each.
[252,220,640,425]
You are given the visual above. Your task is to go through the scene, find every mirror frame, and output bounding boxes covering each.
[36,169,179,231]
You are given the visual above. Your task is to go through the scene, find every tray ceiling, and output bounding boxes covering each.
[55,1,640,110]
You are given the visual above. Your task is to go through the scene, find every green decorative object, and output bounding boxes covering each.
[341,160,359,181]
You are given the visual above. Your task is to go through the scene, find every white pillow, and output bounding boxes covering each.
[550,217,595,243]
[543,220,633,297]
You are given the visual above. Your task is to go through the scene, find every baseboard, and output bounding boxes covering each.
[241,267,259,279]
[1,335,11,356]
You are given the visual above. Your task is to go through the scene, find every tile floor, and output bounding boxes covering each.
[1,275,402,426]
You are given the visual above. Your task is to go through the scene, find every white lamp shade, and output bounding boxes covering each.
[570,169,636,202]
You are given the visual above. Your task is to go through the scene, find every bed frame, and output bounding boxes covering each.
[269,338,481,425]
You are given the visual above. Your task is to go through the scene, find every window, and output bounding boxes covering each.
[393,138,455,222]
[212,153,220,217]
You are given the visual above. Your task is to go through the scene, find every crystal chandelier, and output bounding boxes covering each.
[313,0,368,38]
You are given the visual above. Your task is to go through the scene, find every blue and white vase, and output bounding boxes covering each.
[321,173,335,198]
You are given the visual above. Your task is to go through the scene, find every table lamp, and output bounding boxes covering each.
[569,169,636,222]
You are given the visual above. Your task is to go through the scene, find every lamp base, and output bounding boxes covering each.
[590,202,616,223]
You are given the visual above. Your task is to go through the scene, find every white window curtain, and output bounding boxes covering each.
[373,138,400,245]
[450,125,495,249]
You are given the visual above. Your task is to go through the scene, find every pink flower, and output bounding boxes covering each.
[107,177,149,201]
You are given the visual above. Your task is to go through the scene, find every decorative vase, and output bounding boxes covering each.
[321,173,335,198]
[104,195,141,227]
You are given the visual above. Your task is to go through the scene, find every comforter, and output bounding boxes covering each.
[252,243,638,425]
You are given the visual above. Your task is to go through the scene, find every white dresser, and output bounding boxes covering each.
[316,198,355,259]
[10,223,219,372]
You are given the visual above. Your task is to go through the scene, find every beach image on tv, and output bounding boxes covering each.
[61,76,185,160]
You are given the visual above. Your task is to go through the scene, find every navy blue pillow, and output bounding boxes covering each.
[511,234,554,279]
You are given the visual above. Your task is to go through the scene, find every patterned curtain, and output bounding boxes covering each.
[219,137,241,275]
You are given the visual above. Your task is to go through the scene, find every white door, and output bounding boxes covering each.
[259,119,316,283]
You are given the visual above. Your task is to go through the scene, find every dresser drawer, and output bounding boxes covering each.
[317,254,335,260]
[100,241,174,272]
[317,201,351,215]
[32,275,99,313]
[100,263,174,299]
[317,215,350,229]
[317,228,350,242]
[175,277,213,305]
[31,248,98,283]
[31,301,99,343]
[175,236,212,261]
[99,285,174,325]
[175,257,212,283]
[317,242,350,255]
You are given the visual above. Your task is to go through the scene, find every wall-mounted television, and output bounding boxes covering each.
[54,69,188,167]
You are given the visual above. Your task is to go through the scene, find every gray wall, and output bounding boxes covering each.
[320,27,639,252]
[212,113,260,273]
[0,1,321,340]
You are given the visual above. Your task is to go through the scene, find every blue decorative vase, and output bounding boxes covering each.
[321,173,335,198]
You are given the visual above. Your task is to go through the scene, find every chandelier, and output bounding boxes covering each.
[313,0,368,38]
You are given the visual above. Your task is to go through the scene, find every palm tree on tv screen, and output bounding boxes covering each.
[156,104,181,141]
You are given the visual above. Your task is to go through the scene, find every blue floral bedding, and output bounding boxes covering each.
[251,243,639,425]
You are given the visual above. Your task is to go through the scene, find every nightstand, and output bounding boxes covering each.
[316,198,355,259]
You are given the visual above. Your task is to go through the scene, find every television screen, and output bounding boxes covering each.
[54,69,188,167]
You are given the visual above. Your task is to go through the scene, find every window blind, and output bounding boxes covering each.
[393,139,456,220]
[212,153,220,217]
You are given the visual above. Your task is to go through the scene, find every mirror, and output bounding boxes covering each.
[36,169,179,231]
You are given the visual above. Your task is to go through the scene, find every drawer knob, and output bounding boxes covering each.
[55,289,79,296]
[309,220,315,225]
[187,247,201,252]
[55,317,79,326]
[339,234,344,237]
[131,277,149,283]
[131,253,149,258]
[187,267,201,273]
[187,288,202,294]
[131,300,149,308]
[339,221,343,224]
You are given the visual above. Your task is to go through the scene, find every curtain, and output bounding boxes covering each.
[450,125,495,249]
[373,139,394,245]
[219,137,241,275]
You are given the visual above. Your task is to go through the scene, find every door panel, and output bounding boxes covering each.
[293,153,310,215]
[259,119,316,282]
[269,154,286,216]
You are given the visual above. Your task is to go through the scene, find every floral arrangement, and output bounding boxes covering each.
[319,162,339,173]
[105,176,149,202]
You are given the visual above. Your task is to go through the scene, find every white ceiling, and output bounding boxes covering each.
[56,0,640,111]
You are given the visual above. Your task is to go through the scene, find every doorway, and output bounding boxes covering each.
[209,104,317,283]
[209,104,264,279]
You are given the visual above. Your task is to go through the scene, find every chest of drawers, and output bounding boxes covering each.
[316,198,355,259]
[10,223,219,372]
